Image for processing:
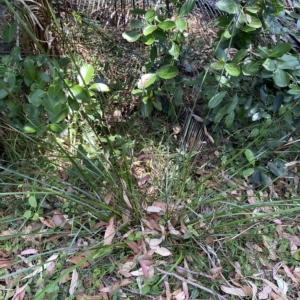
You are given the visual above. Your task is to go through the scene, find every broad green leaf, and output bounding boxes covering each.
[225,63,240,76]
[24,57,36,85]
[174,87,182,106]
[250,128,259,137]
[150,46,157,62]
[3,23,17,43]
[246,6,259,13]
[141,101,153,118]
[130,9,146,15]
[29,89,45,107]
[130,19,144,28]
[143,25,157,36]
[131,89,144,96]
[69,85,90,102]
[245,148,255,166]
[240,25,257,32]
[141,34,155,45]
[153,100,162,111]
[49,105,68,124]
[260,171,271,187]
[268,160,286,177]
[276,54,300,69]
[168,41,180,58]
[152,29,167,42]
[269,43,291,58]
[242,61,260,75]
[180,0,196,15]
[231,49,248,63]
[24,210,32,219]
[145,9,155,23]
[216,0,240,14]
[225,110,235,128]
[122,30,140,42]
[156,65,179,79]
[215,47,226,61]
[0,89,8,99]
[226,94,238,113]
[28,196,37,208]
[272,69,290,87]
[49,123,68,133]
[243,168,254,177]
[175,17,187,32]
[262,58,276,71]
[210,62,225,70]
[158,21,176,30]
[42,94,62,115]
[78,64,94,86]
[246,15,262,28]
[208,91,227,109]
[89,83,110,92]
[137,73,157,89]
[23,124,37,134]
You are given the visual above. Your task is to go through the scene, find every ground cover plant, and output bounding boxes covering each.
[0,0,300,299]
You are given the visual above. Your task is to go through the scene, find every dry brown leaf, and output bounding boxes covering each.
[221,285,247,297]
[67,256,90,269]
[167,220,180,235]
[293,267,300,281]
[138,175,150,186]
[76,294,103,300]
[147,236,164,248]
[103,216,116,245]
[282,264,298,284]
[23,254,59,279]
[20,249,38,255]
[94,221,109,229]
[258,284,272,299]
[122,190,132,209]
[69,269,79,295]
[153,246,172,257]
[247,189,256,204]
[182,282,189,300]
[12,282,28,300]
[0,259,13,268]
[38,216,56,228]
[59,268,71,284]
[146,205,164,214]
[104,193,114,204]
[126,241,141,254]
[172,290,186,300]
[99,279,132,293]
[119,260,136,278]
[210,267,222,279]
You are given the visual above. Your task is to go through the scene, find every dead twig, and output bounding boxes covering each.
[156,267,226,300]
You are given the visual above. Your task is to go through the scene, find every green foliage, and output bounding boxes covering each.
[204,0,300,186]
[0,48,110,135]
[123,0,195,117]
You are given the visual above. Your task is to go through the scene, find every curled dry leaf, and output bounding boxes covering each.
[69,269,79,296]
[221,286,247,297]
[67,255,90,269]
[167,220,180,235]
[12,282,28,300]
[20,249,38,256]
[38,216,56,228]
[146,206,164,214]
[103,216,116,246]
[153,246,172,257]
[138,175,150,186]
[146,236,164,248]
[23,253,59,279]
[119,261,136,278]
